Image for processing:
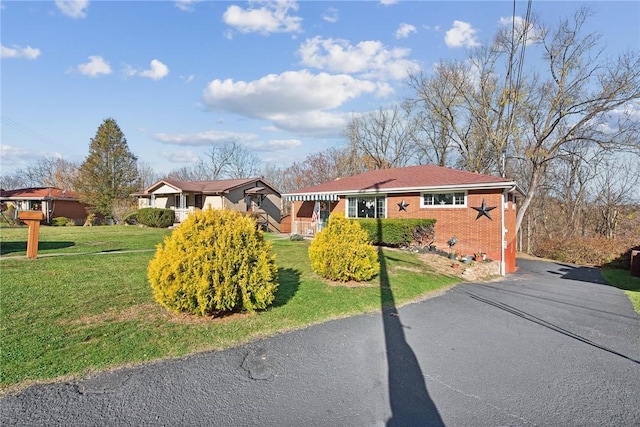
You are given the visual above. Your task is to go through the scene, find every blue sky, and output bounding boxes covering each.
[2,0,639,176]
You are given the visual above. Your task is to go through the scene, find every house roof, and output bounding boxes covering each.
[138,178,281,196]
[0,187,80,201]
[283,165,523,200]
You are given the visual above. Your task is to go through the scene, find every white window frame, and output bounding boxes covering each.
[420,191,467,208]
[346,195,387,219]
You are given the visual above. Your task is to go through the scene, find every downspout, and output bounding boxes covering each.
[501,190,506,276]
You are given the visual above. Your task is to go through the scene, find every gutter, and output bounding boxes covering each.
[283,181,519,199]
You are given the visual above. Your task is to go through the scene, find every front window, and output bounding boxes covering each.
[421,192,466,207]
[28,201,42,210]
[347,196,386,218]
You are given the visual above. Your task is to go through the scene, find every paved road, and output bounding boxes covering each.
[2,259,639,426]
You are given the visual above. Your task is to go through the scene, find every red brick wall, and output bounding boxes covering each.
[292,191,518,274]
[51,200,88,223]
[382,191,505,262]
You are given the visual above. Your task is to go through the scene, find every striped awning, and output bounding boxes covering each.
[284,194,340,201]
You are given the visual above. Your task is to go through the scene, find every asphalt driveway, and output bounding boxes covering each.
[2,258,639,426]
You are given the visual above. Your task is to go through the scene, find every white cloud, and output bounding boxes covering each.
[74,55,112,77]
[445,20,480,48]
[322,7,338,23]
[246,139,302,151]
[223,0,302,35]
[159,150,199,163]
[55,0,89,19]
[154,130,259,146]
[203,70,379,119]
[297,36,420,80]
[380,0,398,5]
[123,59,169,80]
[202,70,391,137]
[0,144,62,170]
[619,101,640,120]
[267,110,352,137]
[139,59,169,80]
[498,16,542,46]
[395,23,417,39]
[1,144,32,161]
[174,0,201,12]
[1,44,41,59]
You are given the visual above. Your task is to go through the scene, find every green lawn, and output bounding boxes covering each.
[0,225,172,256]
[602,268,640,313]
[0,226,460,391]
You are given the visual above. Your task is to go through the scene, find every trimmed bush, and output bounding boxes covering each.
[355,218,437,247]
[137,208,175,228]
[123,210,138,225]
[51,217,75,227]
[148,208,278,316]
[308,213,379,282]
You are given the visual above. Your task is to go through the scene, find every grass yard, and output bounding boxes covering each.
[602,268,640,313]
[0,225,460,392]
[0,225,172,256]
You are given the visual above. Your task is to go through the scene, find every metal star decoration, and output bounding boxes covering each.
[472,199,496,220]
[397,200,409,211]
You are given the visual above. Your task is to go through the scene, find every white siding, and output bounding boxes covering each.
[154,197,169,208]
[154,184,180,194]
[204,195,223,209]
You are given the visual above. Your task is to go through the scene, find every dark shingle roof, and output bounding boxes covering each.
[141,178,281,196]
[285,165,515,196]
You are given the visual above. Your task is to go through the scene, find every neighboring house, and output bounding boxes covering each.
[0,187,88,224]
[283,165,525,275]
[133,178,282,232]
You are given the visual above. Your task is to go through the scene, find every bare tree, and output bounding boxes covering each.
[166,140,262,181]
[222,141,262,179]
[0,169,32,190]
[405,12,538,175]
[405,64,467,168]
[0,157,79,190]
[543,142,605,238]
[404,7,639,234]
[592,156,640,239]
[515,7,640,232]
[137,161,162,190]
[343,105,418,170]
[165,166,199,182]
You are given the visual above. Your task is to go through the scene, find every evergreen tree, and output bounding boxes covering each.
[75,118,139,217]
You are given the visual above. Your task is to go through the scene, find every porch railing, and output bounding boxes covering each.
[290,220,325,236]
[173,207,195,223]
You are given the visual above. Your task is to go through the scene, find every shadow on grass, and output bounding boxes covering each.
[272,267,301,308]
[0,241,75,255]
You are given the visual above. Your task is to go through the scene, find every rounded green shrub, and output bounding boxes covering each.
[148,208,278,316]
[137,208,175,228]
[308,213,379,282]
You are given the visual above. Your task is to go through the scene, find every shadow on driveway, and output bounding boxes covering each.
[376,197,443,426]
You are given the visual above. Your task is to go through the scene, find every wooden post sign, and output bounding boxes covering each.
[18,211,45,259]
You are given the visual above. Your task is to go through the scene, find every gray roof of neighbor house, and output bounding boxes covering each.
[283,165,525,201]
[136,178,281,196]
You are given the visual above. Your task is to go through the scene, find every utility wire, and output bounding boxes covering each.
[1,115,60,148]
